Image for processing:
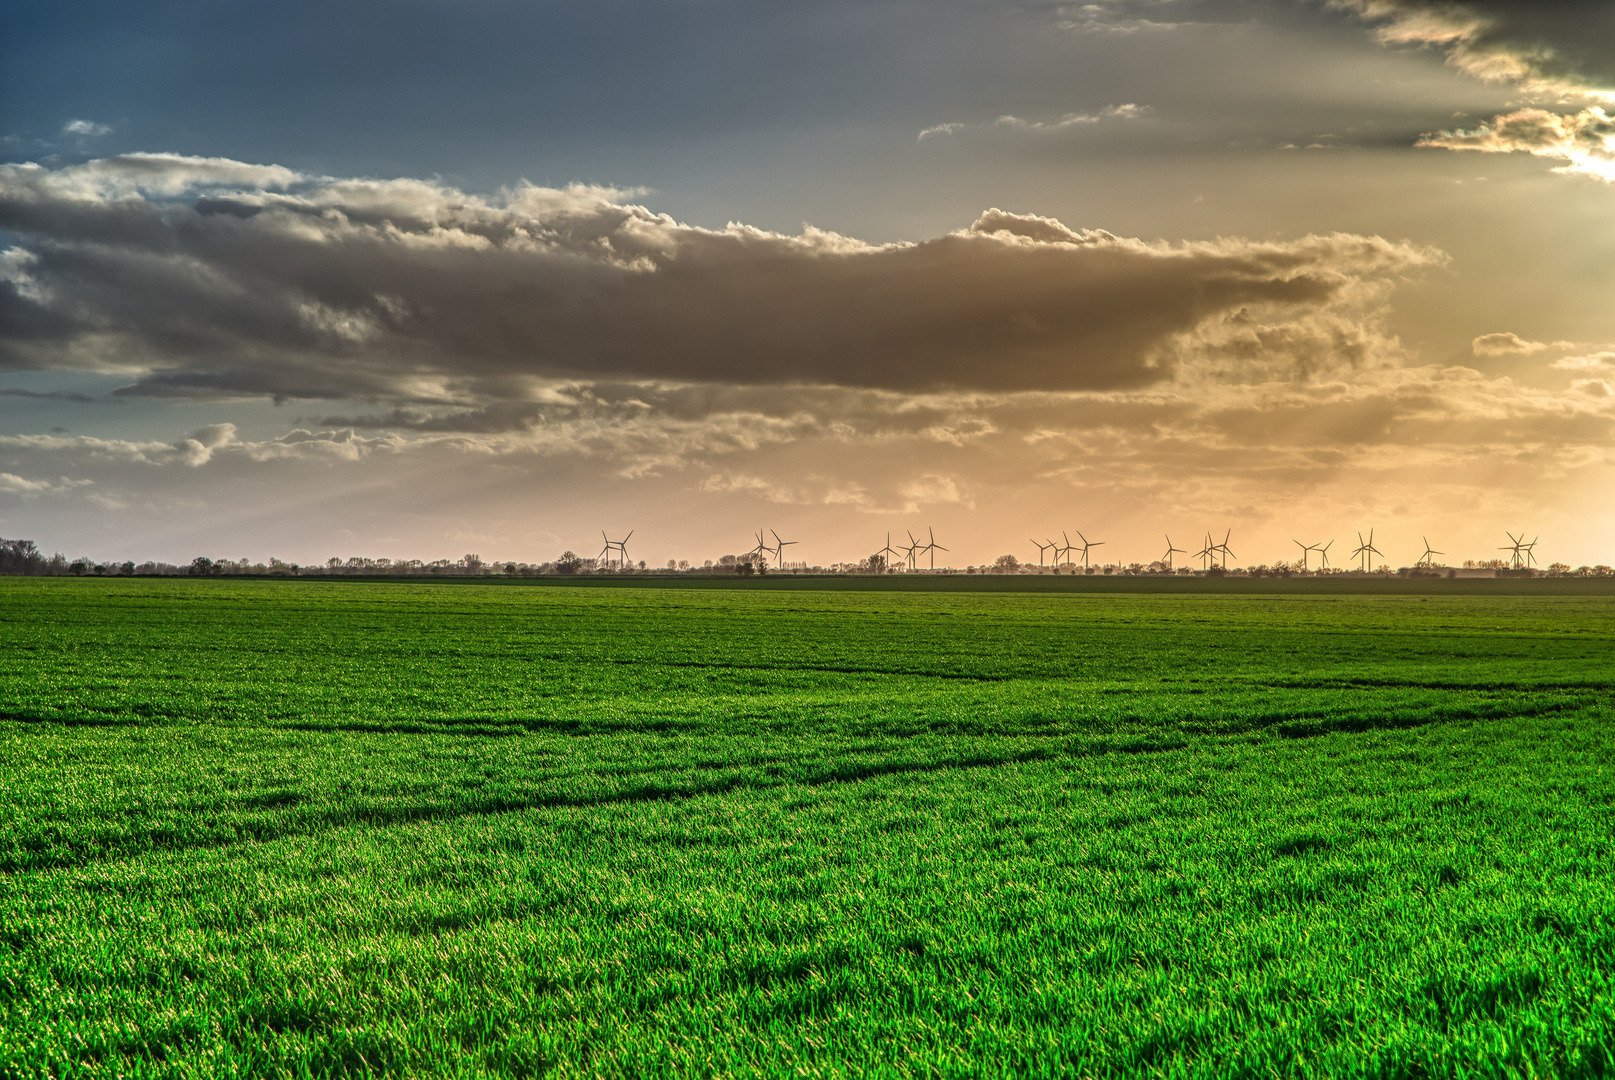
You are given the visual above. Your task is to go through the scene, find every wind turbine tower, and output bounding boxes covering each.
[1057,532,1079,568]
[748,530,771,557]
[770,529,798,569]
[902,531,921,572]
[875,533,900,570]
[1162,535,1186,571]
[599,530,632,569]
[920,527,948,571]
[1352,529,1383,572]
[1074,530,1105,570]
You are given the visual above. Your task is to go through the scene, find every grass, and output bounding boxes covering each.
[0,577,1611,1078]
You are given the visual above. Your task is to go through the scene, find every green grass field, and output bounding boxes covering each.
[1,578,1612,1078]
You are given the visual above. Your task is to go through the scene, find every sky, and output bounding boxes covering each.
[4,0,1615,569]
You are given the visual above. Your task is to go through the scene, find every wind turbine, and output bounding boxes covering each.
[1352,529,1383,572]
[1057,531,1078,568]
[1029,538,1055,567]
[1195,532,1216,571]
[1293,539,1317,571]
[1162,535,1186,571]
[919,527,948,570]
[902,531,921,572]
[599,530,632,569]
[1316,540,1334,570]
[1074,530,1104,570]
[1418,536,1443,569]
[875,532,900,569]
[770,529,798,569]
[747,529,774,561]
[1216,529,1235,569]
[1500,531,1526,570]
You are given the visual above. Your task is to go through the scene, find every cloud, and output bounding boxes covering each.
[0,473,65,494]
[926,104,1153,139]
[0,387,93,402]
[1337,2,1615,177]
[1332,1,1615,99]
[62,120,112,138]
[1420,106,1615,180]
[1553,352,1615,371]
[1472,331,1547,356]
[1058,1,1192,34]
[0,154,1443,403]
[994,104,1153,130]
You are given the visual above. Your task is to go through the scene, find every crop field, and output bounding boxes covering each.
[0,578,1612,1078]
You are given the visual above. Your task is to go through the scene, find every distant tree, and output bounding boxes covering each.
[993,554,1020,574]
[638,560,647,570]
[666,559,677,570]
[555,551,582,575]
[462,553,484,572]
[867,553,887,574]
[120,561,135,576]
[678,560,689,571]
[0,538,45,575]
[189,557,215,576]
[327,557,342,570]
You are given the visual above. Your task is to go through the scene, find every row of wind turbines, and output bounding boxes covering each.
[1288,530,1538,572]
[596,524,1544,573]
[876,528,949,571]
[1047,527,1540,573]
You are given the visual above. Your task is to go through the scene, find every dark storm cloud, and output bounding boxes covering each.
[0,155,1440,402]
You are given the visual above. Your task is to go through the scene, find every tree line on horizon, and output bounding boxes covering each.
[4,537,1614,579]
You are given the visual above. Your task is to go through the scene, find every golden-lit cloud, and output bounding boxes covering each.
[1336,2,1615,179]
[1472,331,1548,356]
[1420,107,1615,181]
